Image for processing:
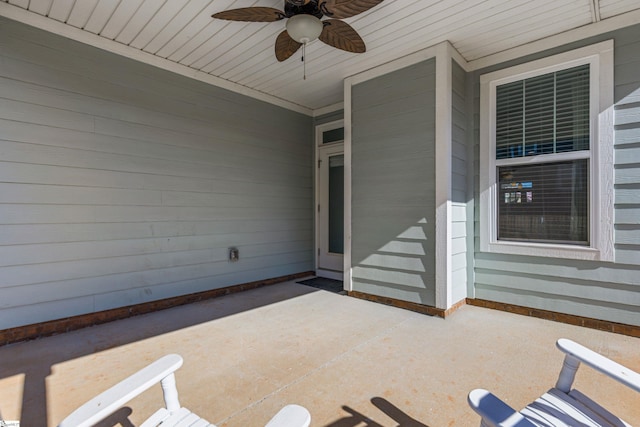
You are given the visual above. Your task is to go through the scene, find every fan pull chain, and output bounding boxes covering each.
[302,42,307,80]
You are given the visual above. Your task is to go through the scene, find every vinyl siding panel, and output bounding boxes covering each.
[472,23,640,326]
[351,59,436,306]
[614,27,640,268]
[0,17,313,329]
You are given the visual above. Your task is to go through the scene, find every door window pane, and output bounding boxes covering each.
[328,155,344,254]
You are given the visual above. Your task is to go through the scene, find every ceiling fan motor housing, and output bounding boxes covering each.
[284,0,323,18]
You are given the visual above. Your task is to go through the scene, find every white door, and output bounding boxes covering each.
[317,144,344,278]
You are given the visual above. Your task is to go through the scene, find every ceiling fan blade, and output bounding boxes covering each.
[212,7,285,22]
[319,0,383,19]
[275,30,302,62]
[319,19,365,53]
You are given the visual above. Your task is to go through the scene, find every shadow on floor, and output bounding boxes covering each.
[94,407,134,427]
[0,282,320,427]
[324,397,430,427]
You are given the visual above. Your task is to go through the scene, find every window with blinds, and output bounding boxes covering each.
[494,63,591,245]
[480,41,614,260]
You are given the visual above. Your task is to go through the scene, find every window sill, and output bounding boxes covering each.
[482,240,609,262]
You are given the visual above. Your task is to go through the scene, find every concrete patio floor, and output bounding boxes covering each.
[1,279,639,427]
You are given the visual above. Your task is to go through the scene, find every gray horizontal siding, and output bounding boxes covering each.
[471,23,640,326]
[351,59,436,306]
[0,17,313,329]
[614,27,640,267]
[452,59,468,203]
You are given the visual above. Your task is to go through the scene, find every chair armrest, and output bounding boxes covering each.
[265,404,311,427]
[58,354,184,427]
[556,339,640,393]
[467,389,537,427]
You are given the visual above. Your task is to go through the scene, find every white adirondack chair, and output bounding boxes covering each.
[58,354,311,427]
[467,338,640,427]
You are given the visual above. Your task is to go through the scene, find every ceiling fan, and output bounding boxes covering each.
[212,0,383,63]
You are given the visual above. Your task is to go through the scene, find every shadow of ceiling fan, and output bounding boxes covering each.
[212,0,384,62]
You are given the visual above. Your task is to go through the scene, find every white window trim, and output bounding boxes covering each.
[479,40,614,262]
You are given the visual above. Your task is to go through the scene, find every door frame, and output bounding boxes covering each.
[315,119,345,281]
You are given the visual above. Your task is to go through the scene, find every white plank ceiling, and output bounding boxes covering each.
[2,0,640,112]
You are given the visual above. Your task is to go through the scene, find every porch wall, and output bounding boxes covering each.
[350,59,437,306]
[0,17,314,330]
[470,23,640,326]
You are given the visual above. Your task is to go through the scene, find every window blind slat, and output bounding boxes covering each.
[495,64,590,159]
[497,159,589,244]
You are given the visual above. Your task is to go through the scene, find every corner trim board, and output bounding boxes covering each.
[434,42,454,309]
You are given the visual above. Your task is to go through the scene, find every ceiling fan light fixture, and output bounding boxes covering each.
[286,14,323,44]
